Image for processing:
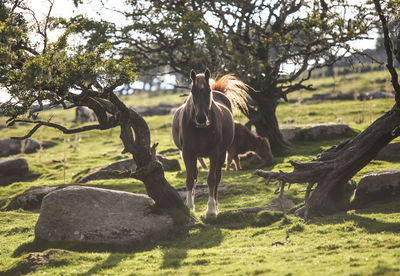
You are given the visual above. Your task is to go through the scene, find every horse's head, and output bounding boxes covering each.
[190,68,212,128]
[255,136,274,162]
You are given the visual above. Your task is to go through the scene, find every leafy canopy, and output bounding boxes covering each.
[119,0,373,97]
[0,0,137,119]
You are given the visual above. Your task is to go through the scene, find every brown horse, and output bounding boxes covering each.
[226,122,274,171]
[172,69,248,216]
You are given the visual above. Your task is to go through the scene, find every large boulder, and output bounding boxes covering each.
[0,138,55,157]
[35,186,174,246]
[353,170,400,207]
[375,142,400,160]
[78,155,180,183]
[0,157,29,177]
[280,123,350,142]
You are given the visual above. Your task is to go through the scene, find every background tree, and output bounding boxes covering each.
[256,0,400,216]
[0,0,187,218]
[117,0,373,153]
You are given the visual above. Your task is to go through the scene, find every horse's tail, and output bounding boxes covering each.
[210,74,249,113]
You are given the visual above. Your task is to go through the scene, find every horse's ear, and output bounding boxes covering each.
[190,69,196,82]
[204,68,210,81]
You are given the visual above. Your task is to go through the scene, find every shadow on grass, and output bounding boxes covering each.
[3,247,127,276]
[10,224,224,272]
[311,213,400,234]
[353,199,400,215]
[160,224,223,269]
[12,238,148,258]
[77,253,128,276]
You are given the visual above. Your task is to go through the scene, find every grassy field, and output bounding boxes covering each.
[0,70,399,275]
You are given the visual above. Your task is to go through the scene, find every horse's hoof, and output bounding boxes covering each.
[206,214,217,218]
[206,211,217,218]
[185,203,195,212]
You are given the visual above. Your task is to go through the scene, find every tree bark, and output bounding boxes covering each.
[133,160,187,211]
[307,107,400,214]
[107,94,188,214]
[247,89,291,154]
[83,94,188,216]
[256,107,400,216]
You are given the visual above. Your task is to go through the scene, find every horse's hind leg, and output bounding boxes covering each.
[183,152,198,211]
[198,158,208,169]
[233,155,242,170]
[226,152,233,171]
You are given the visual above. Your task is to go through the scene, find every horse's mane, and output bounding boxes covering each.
[210,74,249,113]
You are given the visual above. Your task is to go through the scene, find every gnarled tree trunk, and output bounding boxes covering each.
[247,89,291,154]
[108,94,188,214]
[256,106,400,216]
[256,0,400,217]
[304,107,400,214]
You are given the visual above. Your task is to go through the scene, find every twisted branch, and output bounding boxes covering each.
[9,119,116,140]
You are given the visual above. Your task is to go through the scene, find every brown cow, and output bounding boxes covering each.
[226,122,273,171]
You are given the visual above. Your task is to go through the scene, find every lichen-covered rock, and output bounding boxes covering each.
[78,155,180,183]
[375,142,400,160]
[35,186,174,246]
[280,123,350,141]
[130,104,178,116]
[0,157,29,177]
[78,159,137,183]
[6,185,69,210]
[0,138,55,157]
[74,106,96,123]
[156,154,180,171]
[353,170,400,207]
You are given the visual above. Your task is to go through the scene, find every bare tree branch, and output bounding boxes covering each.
[9,119,116,140]
[373,0,400,107]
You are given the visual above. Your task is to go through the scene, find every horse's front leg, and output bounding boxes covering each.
[206,154,224,217]
[183,151,198,211]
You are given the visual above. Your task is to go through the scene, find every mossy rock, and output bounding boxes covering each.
[206,210,283,229]
[253,210,283,227]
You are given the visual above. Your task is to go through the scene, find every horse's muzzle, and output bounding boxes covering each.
[195,121,210,128]
[195,114,209,128]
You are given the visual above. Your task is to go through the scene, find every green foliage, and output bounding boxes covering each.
[0,1,138,119]
[120,0,373,97]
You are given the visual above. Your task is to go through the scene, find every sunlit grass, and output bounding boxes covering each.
[1,70,400,275]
